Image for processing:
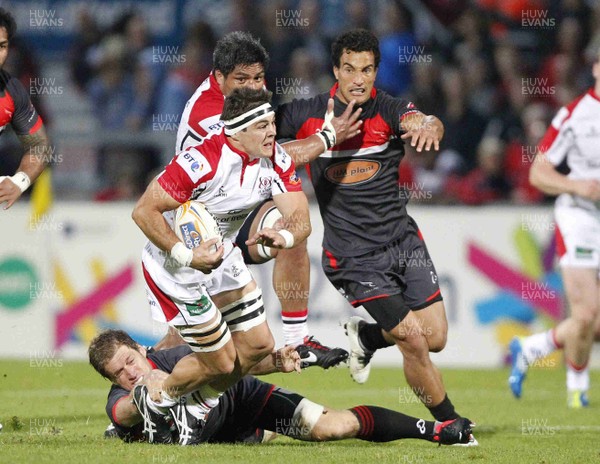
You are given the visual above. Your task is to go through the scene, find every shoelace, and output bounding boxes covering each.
[303,336,329,351]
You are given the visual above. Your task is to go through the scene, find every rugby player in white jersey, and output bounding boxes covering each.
[172,31,359,367]
[131,88,311,439]
[509,49,600,408]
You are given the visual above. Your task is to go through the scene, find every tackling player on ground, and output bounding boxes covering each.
[89,329,473,446]
[276,29,475,443]
[0,8,50,209]
[509,48,600,408]
[132,88,310,437]
[174,31,360,367]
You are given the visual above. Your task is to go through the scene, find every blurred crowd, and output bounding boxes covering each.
[7,0,599,204]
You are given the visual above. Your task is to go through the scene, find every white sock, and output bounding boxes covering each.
[188,384,223,417]
[147,390,178,415]
[567,365,589,392]
[282,312,308,346]
[522,329,558,365]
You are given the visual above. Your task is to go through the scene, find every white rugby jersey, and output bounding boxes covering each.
[175,73,225,153]
[539,88,600,209]
[159,131,302,239]
[142,131,302,299]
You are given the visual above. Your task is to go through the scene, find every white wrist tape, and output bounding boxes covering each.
[170,242,193,267]
[9,172,31,193]
[278,229,295,249]
[315,108,336,150]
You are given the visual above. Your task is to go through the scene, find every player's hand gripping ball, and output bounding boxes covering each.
[174,201,222,252]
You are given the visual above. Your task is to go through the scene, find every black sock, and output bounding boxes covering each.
[427,395,459,421]
[350,406,435,442]
[358,323,394,352]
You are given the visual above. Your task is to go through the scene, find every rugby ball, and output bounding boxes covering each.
[174,201,222,250]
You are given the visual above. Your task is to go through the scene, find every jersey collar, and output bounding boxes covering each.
[588,87,600,102]
[209,71,225,99]
[224,133,260,166]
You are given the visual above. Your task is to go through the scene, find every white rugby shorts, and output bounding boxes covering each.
[555,204,600,270]
[142,240,254,327]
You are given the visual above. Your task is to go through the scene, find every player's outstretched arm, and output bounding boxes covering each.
[400,112,444,153]
[132,179,224,273]
[282,98,362,167]
[529,152,600,200]
[0,125,50,209]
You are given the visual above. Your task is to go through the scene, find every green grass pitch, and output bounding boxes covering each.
[0,361,598,464]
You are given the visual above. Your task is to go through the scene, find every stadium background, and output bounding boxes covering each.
[0,0,599,371]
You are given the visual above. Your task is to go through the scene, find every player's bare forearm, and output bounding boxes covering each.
[17,126,50,182]
[132,179,183,253]
[248,351,279,375]
[273,192,311,245]
[529,153,573,195]
[282,136,325,167]
[114,394,142,427]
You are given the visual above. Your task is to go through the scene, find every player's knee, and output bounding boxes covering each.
[427,331,447,353]
[208,350,237,376]
[572,309,597,331]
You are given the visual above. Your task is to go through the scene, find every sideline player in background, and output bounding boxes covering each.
[509,49,600,408]
[89,329,473,446]
[174,31,359,367]
[0,8,50,209]
[276,29,475,442]
[132,88,310,439]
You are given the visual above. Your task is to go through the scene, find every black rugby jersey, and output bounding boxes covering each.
[276,84,419,257]
[0,69,43,137]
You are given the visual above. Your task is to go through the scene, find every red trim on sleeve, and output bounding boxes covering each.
[29,115,43,134]
[111,396,129,426]
[538,92,587,155]
[148,358,158,369]
[425,289,441,302]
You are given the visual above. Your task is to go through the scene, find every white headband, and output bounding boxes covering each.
[223,103,274,135]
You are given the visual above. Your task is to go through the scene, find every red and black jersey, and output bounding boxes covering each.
[0,69,43,137]
[276,84,419,257]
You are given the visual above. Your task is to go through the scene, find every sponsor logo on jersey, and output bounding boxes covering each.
[215,186,227,198]
[259,176,273,195]
[179,222,202,249]
[176,151,210,183]
[289,170,300,185]
[430,271,438,284]
[275,145,292,172]
[324,159,381,185]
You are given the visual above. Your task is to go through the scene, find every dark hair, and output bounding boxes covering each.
[331,29,380,69]
[221,87,272,122]
[0,8,17,41]
[213,31,269,77]
[88,329,139,380]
